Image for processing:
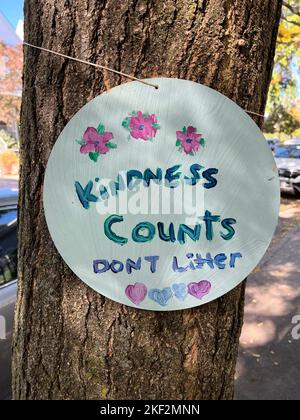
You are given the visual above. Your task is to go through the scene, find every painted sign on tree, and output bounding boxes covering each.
[44,78,280,311]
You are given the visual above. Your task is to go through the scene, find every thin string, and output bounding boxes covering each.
[244,110,265,118]
[23,42,159,90]
[23,42,265,118]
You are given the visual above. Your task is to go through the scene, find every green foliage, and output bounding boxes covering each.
[0,129,18,148]
[293,127,300,137]
[264,105,300,136]
[264,1,300,136]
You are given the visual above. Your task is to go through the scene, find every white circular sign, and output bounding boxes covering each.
[44,78,280,311]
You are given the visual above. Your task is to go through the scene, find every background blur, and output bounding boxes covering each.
[0,0,23,179]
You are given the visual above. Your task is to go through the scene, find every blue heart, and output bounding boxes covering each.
[148,287,173,307]
[172,283,188,301]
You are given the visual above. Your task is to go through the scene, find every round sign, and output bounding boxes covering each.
[44,78,280,311]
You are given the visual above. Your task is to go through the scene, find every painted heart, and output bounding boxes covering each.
[172,283,188,301]
[148,287,173,307]
[188,280,211,300]
[125,282,147,305]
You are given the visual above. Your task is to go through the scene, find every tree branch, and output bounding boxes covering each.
[283,1,300,16]
[282,16,300,26]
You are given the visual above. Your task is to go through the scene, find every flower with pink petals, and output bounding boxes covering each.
[122,111,160,141]
[76,123,117,162]
[176,126,205,155]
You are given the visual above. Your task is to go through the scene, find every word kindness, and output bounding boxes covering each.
[75,163,218,209]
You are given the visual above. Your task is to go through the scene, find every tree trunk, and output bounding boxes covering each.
[13,0,282,400]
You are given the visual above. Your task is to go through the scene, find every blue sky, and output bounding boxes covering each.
[0,0,23,28]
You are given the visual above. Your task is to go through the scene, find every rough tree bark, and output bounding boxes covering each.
[13,0,282,400]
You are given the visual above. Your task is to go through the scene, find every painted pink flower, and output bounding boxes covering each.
[176,126,205,155]
[80,127,113,155]
[122,111,160,141]
[77,123,117,162]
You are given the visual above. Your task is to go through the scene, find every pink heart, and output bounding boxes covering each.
[188,281,211,300]
[125,283,147,305]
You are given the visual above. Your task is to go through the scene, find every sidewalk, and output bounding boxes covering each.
[235,223,300,400]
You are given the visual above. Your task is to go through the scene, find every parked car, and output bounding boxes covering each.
[284,137,300,145]
[274,144,300,196]
[266,138,279,152]
[0,187,18,400]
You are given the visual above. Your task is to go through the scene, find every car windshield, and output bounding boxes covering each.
[0,208,18,285]
[0,209,17,232]
[275,146,300,159]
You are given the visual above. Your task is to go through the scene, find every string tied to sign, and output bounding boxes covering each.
[23,42,265,119]
[23,42,159,90]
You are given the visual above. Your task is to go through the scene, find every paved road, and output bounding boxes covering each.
[235,222,300,400]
